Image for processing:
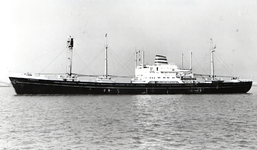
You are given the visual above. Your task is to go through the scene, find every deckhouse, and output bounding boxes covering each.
[131,55,195,83]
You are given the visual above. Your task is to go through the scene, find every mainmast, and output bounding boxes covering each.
[105,34,108,78]
[210,38,215,80]
[67,36,74,76]
[96,34,114,82]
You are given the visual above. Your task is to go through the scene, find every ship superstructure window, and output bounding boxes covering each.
[133,54,191,84]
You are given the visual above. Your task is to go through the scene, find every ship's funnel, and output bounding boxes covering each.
[155,55,168,65]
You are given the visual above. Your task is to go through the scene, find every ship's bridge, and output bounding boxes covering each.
[131,55,194,83]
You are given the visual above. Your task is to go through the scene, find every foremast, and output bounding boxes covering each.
[67,36,74,77]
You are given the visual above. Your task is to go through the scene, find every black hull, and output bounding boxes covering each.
[9,77,252,94]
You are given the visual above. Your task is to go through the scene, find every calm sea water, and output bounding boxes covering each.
[0,86,257,150]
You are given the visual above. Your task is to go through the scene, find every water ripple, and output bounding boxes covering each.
[0,87,257,149]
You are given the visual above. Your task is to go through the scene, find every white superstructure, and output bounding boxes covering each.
[131,55,196,83]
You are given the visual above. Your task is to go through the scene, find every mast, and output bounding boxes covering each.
[141,50,144,66]
[190,52,192,70]
[181,53,184,69]
[135,49,144,67]
[67,36,74,76]
[210,38,215,80]
[135,48,137,69]
[105,34,108,78]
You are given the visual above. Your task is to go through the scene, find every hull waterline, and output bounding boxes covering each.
[9,77,252,94]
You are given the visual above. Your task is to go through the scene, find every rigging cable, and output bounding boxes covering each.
[73,51,96,74]
[40,47,66,73]
[10,47,62,72]
[108,48,134,75]
[214,52,237,76]
[193,51,210,74]
[109,48,134,75]
[78,47,105,74]
[114,53,135,75]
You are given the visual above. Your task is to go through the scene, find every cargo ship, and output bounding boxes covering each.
[9,36,252,94]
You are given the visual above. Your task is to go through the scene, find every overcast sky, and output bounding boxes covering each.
[1,0,256,83]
